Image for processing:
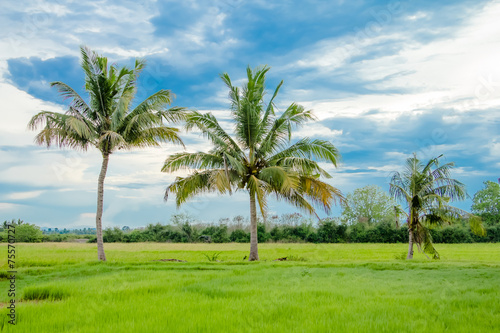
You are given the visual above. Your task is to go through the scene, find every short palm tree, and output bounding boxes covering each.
[390,153,484,259]
[29,46,186,261]
[162,65,344,261]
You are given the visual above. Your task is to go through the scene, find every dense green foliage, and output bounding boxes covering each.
[341,185,402,225]
[472,180,500,225]
[81,219,498,244]
[0,243,499,332]
[5,212,498,244]
[0,220,43,242]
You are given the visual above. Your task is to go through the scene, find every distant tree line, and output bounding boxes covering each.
[0,219,94,243]
[86,218,498,244]
[3,180,499,245]
[2,216,499,244]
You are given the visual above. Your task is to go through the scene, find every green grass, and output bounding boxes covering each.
[0,243,499,332]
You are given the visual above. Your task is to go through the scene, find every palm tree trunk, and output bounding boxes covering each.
[249,192,259,261]
[96,152,109,261]
[407,226,414,259]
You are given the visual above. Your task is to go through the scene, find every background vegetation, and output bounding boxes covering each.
[3,182,498,245]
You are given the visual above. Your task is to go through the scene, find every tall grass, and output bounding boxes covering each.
[22,285,68,301]
[0,243,499,332]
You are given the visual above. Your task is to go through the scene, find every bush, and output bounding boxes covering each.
[123,230,146,243]
[180,222,199,242]
[1,223,43,243]
[257,223,271,242]
[270,226,283,242]
[103,227,124,243]
[347,223,368,243]
[479,225,500,242]
[317,219,347,243]
[230,229,250,243]
[430,225,473,243]
[278,223,315,242]
[141,223,184,242]
[201,224,229,243]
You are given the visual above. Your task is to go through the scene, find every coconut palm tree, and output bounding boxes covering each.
[162,65,344,261]
[28,46,186,261]
[390,153,484,259]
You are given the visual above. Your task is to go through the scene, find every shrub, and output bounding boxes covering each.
[201,224,229,243]
[123,230,146,242]
[103,227,125,242]
[257,223,271,242]
[317,219,347,243]
[430,225,473,243]
[1,223,44,243]
[230,229,250,243]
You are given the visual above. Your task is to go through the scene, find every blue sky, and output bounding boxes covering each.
[0,0,499,228]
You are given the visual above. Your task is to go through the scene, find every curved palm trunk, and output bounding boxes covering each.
[249,193,259,261]
[96,152,109,261]
[407,211,416,260]
[407,227,414,259]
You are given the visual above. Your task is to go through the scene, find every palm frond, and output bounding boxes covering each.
[98,131,127,151]
[247,175,269,217]
[159,106,190,124]
[389,173,411,204]
[50,81,93,119]
[414,222,439,259]
[122,90,173,129]
[269,156,331,178]
[186,111,243,155]
[269,138,340,166]
[259,104,316,157]
[166,169,237,207]
[129,126,183,148]
[162,152,224,173]
[258,166,299,193]
[28,111,95,150]
[298,175,345,214]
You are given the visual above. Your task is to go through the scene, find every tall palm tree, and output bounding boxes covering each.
[390,153,484,259]
[28,46,186,261]
[162,65,344,261]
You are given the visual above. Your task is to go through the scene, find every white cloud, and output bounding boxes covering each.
[385,151,409,159]
[26,1,71,17]
[0,1,497,225]
[0,81,65,146]
[70,212,97,228]
[5,190,44,200]
[285,1,500,125]
[488,141,500,159]
[294,123,343,139]
[0,203,23,211]
[0,149,95,188]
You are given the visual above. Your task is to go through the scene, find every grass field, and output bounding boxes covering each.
[1,243,499,332]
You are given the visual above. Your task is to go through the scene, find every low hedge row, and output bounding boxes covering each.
[91,221,500,244]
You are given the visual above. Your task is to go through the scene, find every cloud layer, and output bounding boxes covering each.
[1,0,499,227]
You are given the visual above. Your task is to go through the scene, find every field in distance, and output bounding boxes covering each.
[1,243,499,332]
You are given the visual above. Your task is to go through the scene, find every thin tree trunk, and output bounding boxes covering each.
[248,193,259,261]
[407,227,414,259]
[96,152,109,261]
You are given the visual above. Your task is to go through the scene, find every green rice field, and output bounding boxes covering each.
[1,243,499,332]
